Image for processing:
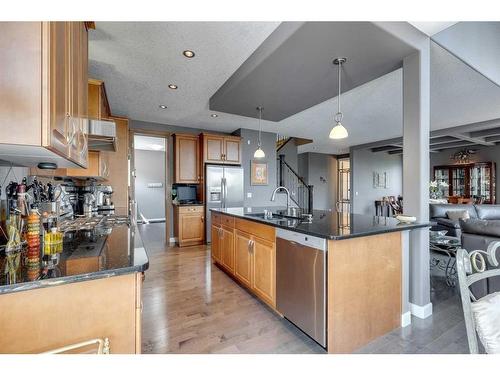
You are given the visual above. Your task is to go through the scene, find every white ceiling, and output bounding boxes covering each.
[134,135,165,151]
[89,22,500,155]
[409,22,457,36]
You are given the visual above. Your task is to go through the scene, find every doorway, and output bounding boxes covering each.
[336,156,351,211]
[133,135,167,223]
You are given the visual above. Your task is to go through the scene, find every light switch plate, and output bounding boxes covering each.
[247,192,252,198]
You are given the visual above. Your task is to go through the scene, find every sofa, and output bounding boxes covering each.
[429,203,482,237]
[459,217,500,298]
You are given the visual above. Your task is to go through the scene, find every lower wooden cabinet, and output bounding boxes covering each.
[174,205,205,247]
[0,273,142,354]
[251,236,276,306]
[211,213,276,308]
[234,229,252,287]
[220,226,235,272]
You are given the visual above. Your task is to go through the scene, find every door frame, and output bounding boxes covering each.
[129,129,172,242]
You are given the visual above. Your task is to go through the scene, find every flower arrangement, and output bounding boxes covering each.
[429,180,449,199]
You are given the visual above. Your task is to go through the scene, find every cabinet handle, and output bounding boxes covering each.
[201,217,204,222]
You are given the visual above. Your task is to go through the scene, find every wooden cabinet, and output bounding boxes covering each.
[173,134,200,183]
[211,225,222,263]
[434,162,496,204]
[0,22,89,168]
[0,273,142,354]
[66,150,109,179]
[251,236,276,306]
[211,212,276,308]
[201,133,241,164]
[234,230,252,287]
[220,226,235,272]
[174,205,205,247]
[88,79,111,120]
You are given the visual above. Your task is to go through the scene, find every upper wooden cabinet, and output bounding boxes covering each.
[201,133,241,165]
[0,22,89,168]
[88,79,111,120]
[173,134,200,183]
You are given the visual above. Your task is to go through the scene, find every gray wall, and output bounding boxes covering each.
[351,148,403,215]
[0,167,29,189]
[277,139,298,172]
[134,149,166,221]
[233,128,286,207]
[297,152,337,211]
[430,144,500,201]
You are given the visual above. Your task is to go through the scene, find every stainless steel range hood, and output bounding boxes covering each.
[88,119,116,152]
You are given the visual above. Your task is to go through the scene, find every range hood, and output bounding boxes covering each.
[88,119,117,152]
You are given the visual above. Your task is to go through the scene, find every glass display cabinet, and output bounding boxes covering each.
[433,162,496,204]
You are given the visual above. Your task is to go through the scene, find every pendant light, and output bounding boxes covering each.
[329,57,348,139]
[254,106,266,158]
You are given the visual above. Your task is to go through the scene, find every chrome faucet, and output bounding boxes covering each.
[271,186,291,212]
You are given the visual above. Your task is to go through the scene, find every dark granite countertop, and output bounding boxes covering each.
[0,219,149,295]
[211,207,430,240]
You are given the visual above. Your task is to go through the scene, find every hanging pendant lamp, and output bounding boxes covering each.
[254,106,266,158]
[329,57,348,140]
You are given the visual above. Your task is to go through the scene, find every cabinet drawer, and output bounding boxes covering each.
[220,214,235,228]
[179,206,204,214]
[235,218,276,242]
[212,212,221,225]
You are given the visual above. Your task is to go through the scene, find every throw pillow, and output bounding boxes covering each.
[446,210,470,221]
[471,291,500,354]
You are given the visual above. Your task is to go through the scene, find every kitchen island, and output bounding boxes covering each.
[210,207,429,353]
[0,216,148,354]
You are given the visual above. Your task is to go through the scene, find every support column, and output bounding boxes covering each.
[402,45,432,319]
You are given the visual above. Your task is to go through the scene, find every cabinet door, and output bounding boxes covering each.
[251,236,275,307]
[175,135,200,183]
[48,22,70,156]
[220,227,234,272]
[76,22,88,167]
[204,135,224,163]
[211,225,221,263]
[234,230,252,287]
[67,22,82,164]
[224,138,241,164]
[180,213,204,243]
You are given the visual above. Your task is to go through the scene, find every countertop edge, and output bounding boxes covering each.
[210,208,431,240]
[0,225,150,296]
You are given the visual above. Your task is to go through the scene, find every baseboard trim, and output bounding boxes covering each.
[401,311,412,327]
[169,237,177,244]
[410,302,433,319]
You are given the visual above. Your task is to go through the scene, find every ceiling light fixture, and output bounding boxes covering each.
[211,114,218,118]
[329,57,349,140]
[183,50,195,58]
[159,105,167,109]
[168,84,178,89]
[254,106,265,159]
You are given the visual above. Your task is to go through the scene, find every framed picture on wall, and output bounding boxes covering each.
[251,161,268,185]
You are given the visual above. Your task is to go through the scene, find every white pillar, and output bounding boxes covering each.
[403,44,432,319]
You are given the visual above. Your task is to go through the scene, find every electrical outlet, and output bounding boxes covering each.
[247,192,252,198]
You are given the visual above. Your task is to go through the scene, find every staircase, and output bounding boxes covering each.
[276,134,313,152]
[277,154,313,214]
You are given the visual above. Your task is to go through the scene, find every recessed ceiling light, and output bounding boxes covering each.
[183,50,195,58]
[159,105,167,109]
[211,114,218,118]
[168,84,178,90]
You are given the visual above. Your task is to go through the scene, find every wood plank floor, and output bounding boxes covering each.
[138,223,470,354]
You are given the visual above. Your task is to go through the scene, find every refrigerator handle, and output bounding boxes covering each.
[221,177,225,208]
[223,178,227,208]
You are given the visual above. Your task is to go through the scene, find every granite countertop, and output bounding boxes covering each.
[211,207,430,240]
[0,219,149,295]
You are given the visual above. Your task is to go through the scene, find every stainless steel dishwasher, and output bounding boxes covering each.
[276,228,327,348]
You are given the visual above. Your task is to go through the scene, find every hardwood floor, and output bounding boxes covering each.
[138,223,324,354]
[138,223,470,354]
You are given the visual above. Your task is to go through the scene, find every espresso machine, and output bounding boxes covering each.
[94,185,114,213]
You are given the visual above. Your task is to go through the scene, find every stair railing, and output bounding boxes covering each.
[277,154,313,214]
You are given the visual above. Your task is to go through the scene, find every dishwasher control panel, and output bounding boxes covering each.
[276,228,326,250]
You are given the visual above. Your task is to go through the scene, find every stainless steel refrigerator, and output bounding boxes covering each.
[205,165,244,242]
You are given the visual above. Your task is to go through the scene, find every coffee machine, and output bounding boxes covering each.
[94,185,114,213]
